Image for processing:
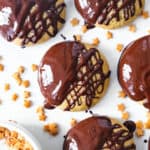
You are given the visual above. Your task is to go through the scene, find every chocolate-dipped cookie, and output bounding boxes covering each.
[0,0,66,46]
[118,35,150,110]
[63,116,136,150]
[74,0,144,29]
[38,41,110,111]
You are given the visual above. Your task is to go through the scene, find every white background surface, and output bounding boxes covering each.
[0,0,149,149]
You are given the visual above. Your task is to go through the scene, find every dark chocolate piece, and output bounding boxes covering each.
[118,35,150,110]
[74,0,143,27]
[38,41,110,110]
[63,116,136,150]
[0,0,65,46]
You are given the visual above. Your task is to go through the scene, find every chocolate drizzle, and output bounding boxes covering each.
[63,116,136,150]
[75,0,143,27]
[38,41,110,110]
[118,35,150,110]
[0,0,65,46]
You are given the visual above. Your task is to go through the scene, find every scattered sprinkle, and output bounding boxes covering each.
[70,118,77,127]
[141,11,149,19]
[122,112,129,120]
[22,80,30,88]
[18,66,25,74]
[92,37,100,46]
[31,64,38,72]
[81,25,88,33]
[129,24,136,32]
[24,100,32,108]
[118,90,127,98]
[4,83,10,91]
[44,123,59,136]
[0,64,4,72]
[70,18,80,26]
[11,93,19,101]
[106,31,113,39]
[117,103,126,112]
[116,43,124,52]
[23,91,31,99]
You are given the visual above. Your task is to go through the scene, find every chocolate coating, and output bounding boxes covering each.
[38,41,110,110]
[74,0,143,27]
[0,0,65,46]
[118,35,150,110]
[63,116,136,150]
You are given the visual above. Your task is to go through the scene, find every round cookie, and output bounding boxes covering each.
[0,0,66,46]
[38,41,110,111]
[118,35,150,110]
[74,0,145,29]
[63,116,136,150]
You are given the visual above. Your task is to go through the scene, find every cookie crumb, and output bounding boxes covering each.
[11,93,19,101]
[44,123,59,136]
[129,24,136,32]
[106,31,113,39]
[141,10,149,19]
[24,100,32,108]
[117,103,126,112]
[116,43,124,52]
[118,90,127,98]
[4,83,10,91]
[81,25,88,33]
[70,118,77,127]
[92,37,100,46]
[31,64,38,72]
[0,64,4,72]
[122,112,129,120]
[22,80,30,88]
[70,18,80,26]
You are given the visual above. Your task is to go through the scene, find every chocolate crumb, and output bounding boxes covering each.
[60,34,67,40]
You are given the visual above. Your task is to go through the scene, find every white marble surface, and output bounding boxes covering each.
[0,0,149,149]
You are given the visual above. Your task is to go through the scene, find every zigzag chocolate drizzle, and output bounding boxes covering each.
[0,0,65,46]
[75,0,143,26]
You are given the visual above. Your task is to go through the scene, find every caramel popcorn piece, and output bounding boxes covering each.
[0,64,4,71]
[70,18,80,26]
[18,66,25,74]
[81,25,88,33]
[106,31,113,39]
[92,37,100,46]
[118,90,127,98]
[11,93,19,101]
[4,83,10,91]
[24,100,32,108]
[70,118,77,127]
[129,24,136,32]
[122,112,129,120]
[31,64,38,72]
[142,10,149,19]
[22,80,30,88]
[44,123,59,136]
[116,43,124,52]
[117,103,126,112]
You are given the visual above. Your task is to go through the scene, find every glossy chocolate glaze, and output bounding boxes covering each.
[118,35,150,110]
[38,41,110,110]
[0,0,65,46]
[74,0,143,27]
[63,116,136,150]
